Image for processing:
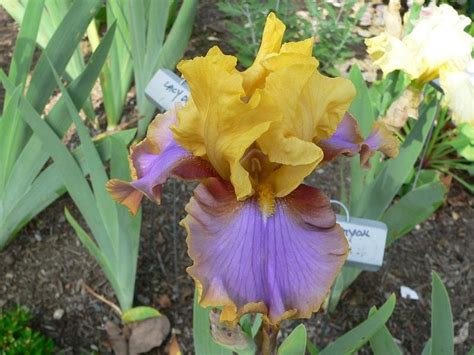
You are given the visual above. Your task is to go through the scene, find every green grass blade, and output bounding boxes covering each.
[18,96,107,243]
[422,339,432,355]
[0,0,44,185]
[3,24,116,216]
[64,207,122,304]
[320,294,396,355]
[130,0,173,121]
[7,0,45,91]
[431,272,454,355]
[0,86,22,190]
[278,324,307,355]
[368,307,402,355]
[347,65,375,213]
[0,130,135,249]
[48,57,120,252]
[193,289,232,355]
[383,181,446,246]
[109,136,141,310]
[26,0,101,113]
[101,1,133,128]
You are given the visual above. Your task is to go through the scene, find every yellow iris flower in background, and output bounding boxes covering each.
[366,2,474,126]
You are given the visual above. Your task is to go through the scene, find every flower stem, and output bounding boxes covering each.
[257,321,279,355]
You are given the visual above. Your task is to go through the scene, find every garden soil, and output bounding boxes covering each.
[1,2,473,354]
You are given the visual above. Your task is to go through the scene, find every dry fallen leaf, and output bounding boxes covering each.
[128,315,171,355]
[105,321,128,355]
[209,309,252,351]
[106,316,171,355]
[167,334,182,355]
[454,322,469,344]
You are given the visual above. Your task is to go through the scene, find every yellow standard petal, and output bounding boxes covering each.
[242,12,285,96]
[256,57,355,197]
[173,47,280,200]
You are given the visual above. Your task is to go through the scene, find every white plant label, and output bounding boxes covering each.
[145,69,189,111]
[336,215,388,272]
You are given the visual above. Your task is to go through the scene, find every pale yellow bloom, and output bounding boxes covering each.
[172,13,355,202]
[366,3,473,82]
[440,61,474,126]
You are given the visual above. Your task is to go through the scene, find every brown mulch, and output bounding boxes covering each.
[1,2,473,354]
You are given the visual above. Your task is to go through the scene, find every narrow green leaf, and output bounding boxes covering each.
[64,207,122,303]
[328,266,362,313]
[122,307,161,324]
[383,181,446,246]
[193,289,232,355]
[0,86,22,190]
[320,294,396,355]
[431,272,454,355]
[0,130,135,249]
[19,95,107,243]
[26,0,101,113]
[101,1,133,127]
[3,23,116,221]
[48,58,120,253]
[348,65,375,136]
[368,307,402,355]
[347,65,375,212]
[278,324,307,355]
[8,0,45,90]
[307,339,320,355]
[421,339,432,355]
[354,97,439,219]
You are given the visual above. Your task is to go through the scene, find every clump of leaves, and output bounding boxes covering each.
[0,308,54,354]
[217,0,365,75]
[306,0,366,75]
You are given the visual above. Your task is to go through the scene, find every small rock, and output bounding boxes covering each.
[5,273,13,279]
[158,294,172,309]
[53,308,64,320]
[4,254,15,266]
[90,345,99,351]
[34,232,42,242]
[137,294,150,305]
[452,211,459,221]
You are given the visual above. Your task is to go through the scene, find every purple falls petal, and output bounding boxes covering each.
[318,112,363,163]
[360,121,400,168]
[107,109,216,214]
[184,179,348,325]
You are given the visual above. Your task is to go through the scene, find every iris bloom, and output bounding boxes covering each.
[108,13,399,334]
[366,2,474,126]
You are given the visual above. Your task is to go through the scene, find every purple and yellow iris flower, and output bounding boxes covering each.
[108,13,399,331]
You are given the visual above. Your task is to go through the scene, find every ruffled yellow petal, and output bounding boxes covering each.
[255,59,355,197]
[242,12,285,95]
[280,37,314,56]
[365,33,420,79]
[173,46,279,199]
[172,97,206,156]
